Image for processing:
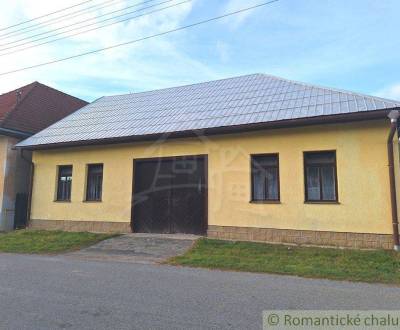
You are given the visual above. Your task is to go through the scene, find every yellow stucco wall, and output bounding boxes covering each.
[0,136,8,213]
[31,119,396,234]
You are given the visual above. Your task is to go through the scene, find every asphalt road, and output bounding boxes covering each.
[1,253,400,330]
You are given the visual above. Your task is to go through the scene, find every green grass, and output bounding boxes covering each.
[0,230,117,254]
[169,238,400,284]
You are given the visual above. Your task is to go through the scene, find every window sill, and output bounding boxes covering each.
[83,200,102,203]
[250,200,281,204]
[53,200,71,203]
[304,201,340,205]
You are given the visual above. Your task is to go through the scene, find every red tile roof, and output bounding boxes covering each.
[0,82,87,134]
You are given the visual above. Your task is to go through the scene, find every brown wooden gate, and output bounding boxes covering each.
[131,155,207,235]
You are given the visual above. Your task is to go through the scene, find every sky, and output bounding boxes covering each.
[0,0,399,102]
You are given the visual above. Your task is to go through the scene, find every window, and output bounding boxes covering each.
[173,158,197,174]
[304,151,337,202]
[56,165,72,201]
[86,164,103,201]
[251,154,279,201]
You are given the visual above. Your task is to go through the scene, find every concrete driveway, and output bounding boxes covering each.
[67,233,198,263]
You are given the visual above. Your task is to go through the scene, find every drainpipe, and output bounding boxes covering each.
[20,149,34,228]
[387,110,400,251]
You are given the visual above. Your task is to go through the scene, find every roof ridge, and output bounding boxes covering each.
[260,73,400,104]
[0,82,39,131]
[34,82,88,104]
[0,81,37,97]
[102,73,400,105]
[0,82,88,134]
[102,73,263,98]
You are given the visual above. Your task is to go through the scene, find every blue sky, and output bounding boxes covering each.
[0,0,399,102]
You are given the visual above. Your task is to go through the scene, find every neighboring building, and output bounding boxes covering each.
[16,74,400,249]
[0,82,87,231]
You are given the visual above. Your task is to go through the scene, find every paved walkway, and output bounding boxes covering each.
[67,233,199,263]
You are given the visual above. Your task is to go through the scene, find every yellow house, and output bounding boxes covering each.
[16,74,400,250]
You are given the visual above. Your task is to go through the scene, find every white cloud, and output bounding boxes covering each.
[375,83,400,101]
[0,0,216,100]
[215,41,230,63]
[220,0,260,29]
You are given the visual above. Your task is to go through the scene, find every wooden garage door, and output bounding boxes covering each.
[131,155,207,235]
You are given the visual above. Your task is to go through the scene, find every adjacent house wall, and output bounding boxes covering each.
[393,126,400,241]
[30,120,396,248]
[0,136,31,231]
[0,136,8,230]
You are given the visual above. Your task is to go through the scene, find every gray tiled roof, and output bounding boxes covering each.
[17,73,400,148]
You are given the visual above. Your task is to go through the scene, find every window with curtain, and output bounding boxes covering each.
[251,154,279,201]
[304,151,337,202]
[56,165,72,201]
[86,164,103,201]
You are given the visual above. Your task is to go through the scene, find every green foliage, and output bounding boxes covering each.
[0,230,117,254]
[169,238,400,284]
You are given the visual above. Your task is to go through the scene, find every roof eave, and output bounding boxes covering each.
[17,108,395,151]
[0,127,32,139]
